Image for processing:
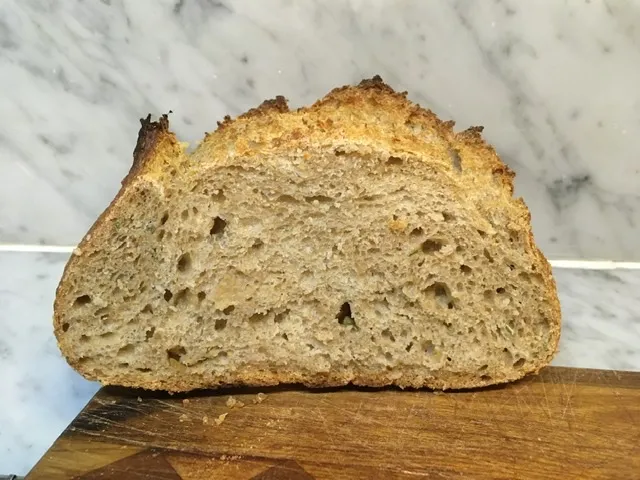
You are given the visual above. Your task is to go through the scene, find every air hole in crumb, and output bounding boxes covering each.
[513,358,525,368]
[274,310,289,323]
[249,312,269,323]
[478,364,488,372]
[192,206,199,214]
[405,342,413,352]
[73,295,92,307]
[427,282,456,309]
[496,287,506,294]
[448,148,462,171]
[210,216,227,235]
[446,356,452,362]
[197,291,206,302]
[215,319,227,330]
[181,209,189,220]
[160,212,169,225]
[423,340,435,355]
[386,156,403,166]
[336,302,355,326]
[136,368,152,373]
[251,239,264,249]
[304,195,333,204]
[385,352,393,361]
[477,229,487,238]
[480,375,492,381]
[442,212,455,222]
[281,333,289,341]
[163,289,173,302]
[421,239,443,254]
[460,264,472,274]
[509,263,516,271]
[177,253,192,273]
[118,344,134,355]
[307,343,314,350]
[141,304,153,314]
[167,346,186,362]
[483,248,494,262]
[173,288,191,305]
[157,230,165,241]
[277,194,298,204]
[62,322,70,332]
[222,305,235,315]
[381,329,396,342]
[410,227,424,236]
[119,362,129,368]
[334,149,347,156]
[211,189,226,202]
[145,327,155,340]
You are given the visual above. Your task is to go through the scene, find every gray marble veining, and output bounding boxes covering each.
[1,251,639,474]
[0,1,639,258]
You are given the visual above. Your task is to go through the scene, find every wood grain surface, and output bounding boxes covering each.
[27,367,640,480]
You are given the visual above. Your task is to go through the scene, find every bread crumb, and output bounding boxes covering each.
[182,398,190,405]
[73,247,83,256]
[388,217,408,232]
[214,413,228,425]
[226,396,244,408]
[253,392,267,404]
[202,415,209,425]
[137,396,142,403]
[179,414,188,422]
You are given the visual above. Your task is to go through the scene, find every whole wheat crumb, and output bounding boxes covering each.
[253,392,267,404]
[202,415,209,425]
[214,412,228,425]
[179,413,188,422]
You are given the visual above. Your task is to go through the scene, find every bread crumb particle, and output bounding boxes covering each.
[179,414,188,422]
[214,413,228,425]
[73,247,83,256]
[137,396,142,403]
[202,415,209,425]
[182,398,190,405]
[253,392,267,404]
[226,396,244,408]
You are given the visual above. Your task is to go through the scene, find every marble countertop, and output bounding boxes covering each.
[1,252,639,475]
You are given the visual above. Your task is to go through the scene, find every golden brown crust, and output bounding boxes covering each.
[54,76,561,392]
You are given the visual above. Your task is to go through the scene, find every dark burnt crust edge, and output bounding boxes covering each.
[124,113,171,185]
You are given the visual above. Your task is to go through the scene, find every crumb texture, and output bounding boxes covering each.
[54,78,560,391]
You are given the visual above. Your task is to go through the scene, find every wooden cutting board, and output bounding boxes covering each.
[28,367,639,479]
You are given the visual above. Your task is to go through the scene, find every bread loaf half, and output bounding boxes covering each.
[54,77,561,391]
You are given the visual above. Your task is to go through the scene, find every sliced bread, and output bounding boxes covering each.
[54,76,561,392]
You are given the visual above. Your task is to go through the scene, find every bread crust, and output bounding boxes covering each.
[54,76,561,392]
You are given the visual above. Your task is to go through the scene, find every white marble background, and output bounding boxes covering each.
[1,252,639,474]
[0,0,639,259]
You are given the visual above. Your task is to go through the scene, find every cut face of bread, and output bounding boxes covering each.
[54,77,560,391]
